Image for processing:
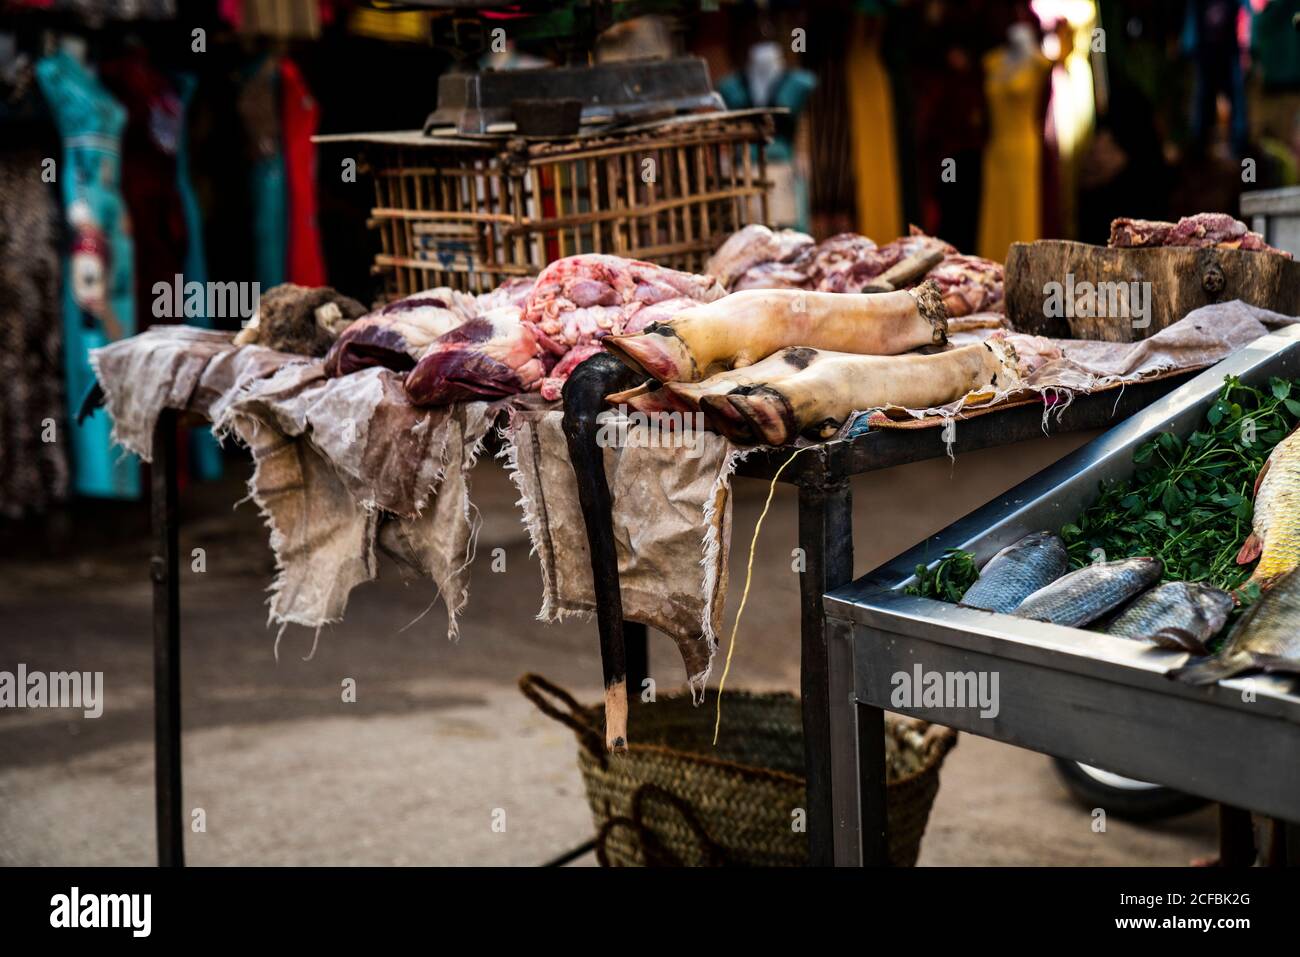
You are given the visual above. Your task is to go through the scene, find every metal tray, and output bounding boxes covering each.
[823,325,1300,820]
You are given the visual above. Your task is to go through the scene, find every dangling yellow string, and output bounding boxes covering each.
[713,445,816,746]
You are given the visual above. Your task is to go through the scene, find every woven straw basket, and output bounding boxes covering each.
[520,673,957,867]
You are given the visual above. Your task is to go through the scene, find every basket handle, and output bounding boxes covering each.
[917,722,959,762]
[594,783,731,868]
[518,673,606,762]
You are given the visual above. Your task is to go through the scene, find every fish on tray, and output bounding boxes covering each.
[1105,581,1234,654]
[1236,425,1300,589]
[1170,567,1300,684]
[958,531,1070,614]
[1013,557,1163,628]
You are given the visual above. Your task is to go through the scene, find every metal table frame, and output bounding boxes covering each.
[141,375,1189,867]
[823,332,1300,866]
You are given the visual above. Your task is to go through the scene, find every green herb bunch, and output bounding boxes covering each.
[1060,375,1300,593]
[905,547,980,601]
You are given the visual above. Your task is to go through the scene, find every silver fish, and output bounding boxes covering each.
[960,531,1069,614]
[1105,581,1234,654]
[1170,567,1300,685]
[1013,557,1164,628]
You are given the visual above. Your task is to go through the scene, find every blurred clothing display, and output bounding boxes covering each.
[846,15,902,242]
[977,30,1051,262]
[1041,9,1098,244]
[1250,0,1300,91]
[0,139,69,517]
[1182,0,1247,152]
[36,49,139,499]
[100,49,187,329]
[239,55,287,290]
[719,42,816,230]
[281,57,326,287]
[174,72,223,481]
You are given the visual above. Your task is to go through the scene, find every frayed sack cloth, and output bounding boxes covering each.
[503,409,735,698]
[862,300,1283,429]
[90,326,494,640]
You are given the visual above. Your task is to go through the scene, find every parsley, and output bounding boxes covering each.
[1060,375,1300,592]
[905,548,979,602]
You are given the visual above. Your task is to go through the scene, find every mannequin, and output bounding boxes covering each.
[977,23,1051,262]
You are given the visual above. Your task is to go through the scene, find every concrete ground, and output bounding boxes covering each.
[0,430,1216,866]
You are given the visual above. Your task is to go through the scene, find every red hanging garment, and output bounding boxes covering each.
[280,57,327,286]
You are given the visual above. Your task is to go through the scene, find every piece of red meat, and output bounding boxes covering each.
[521,254,724,398]
[324,287,476,376]
[538,344,604,401]
[922,254,1005,317]
[404,306,546,404]
[706,224,814,289]
[1109,213,1291,257]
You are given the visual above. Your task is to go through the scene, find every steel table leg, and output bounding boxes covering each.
[1217,804,1255,867]
[797,463,853,867]
[624,620,649,697]
[151,410,184,867]
[856,702,888,865]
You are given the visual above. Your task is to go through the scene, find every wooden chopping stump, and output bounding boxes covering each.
[1005,240,1300,341]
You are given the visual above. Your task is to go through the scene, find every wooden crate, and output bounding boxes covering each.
[319,110,774,298]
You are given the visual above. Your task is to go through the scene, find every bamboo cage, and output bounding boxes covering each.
[317,110,775,298]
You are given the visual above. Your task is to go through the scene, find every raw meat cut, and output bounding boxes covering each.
[808,231,956,293]
[710,225,1004,316]
[706,223,813,288]
[405,305,546,404]
[927,254,1005,317]
[539,344,603,401]
[521,254,725,396]
[1109,213,1291,257]
[475,276,536,312]
[323,287,477,377]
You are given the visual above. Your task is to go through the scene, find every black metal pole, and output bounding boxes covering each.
[796,449,854,867]
[624,621,649,696]
[856,702,888,865]
[150,409,184,867]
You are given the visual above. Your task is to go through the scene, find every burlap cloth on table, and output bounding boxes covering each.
[502,302,1287,694]
[90,326,495,642]
[502,408,738,699]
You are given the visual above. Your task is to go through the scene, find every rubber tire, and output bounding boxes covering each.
[1050,758,1210,822]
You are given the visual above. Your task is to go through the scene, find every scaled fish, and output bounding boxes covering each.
[1170,567,1300,684]
[959,531,1069,614]
[1105,581,1234,654]
[1013,557,1163,628]
[1236,425,1300,589]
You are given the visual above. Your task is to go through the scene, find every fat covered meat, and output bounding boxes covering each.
[405,305,546,404]
[323,287,477,376]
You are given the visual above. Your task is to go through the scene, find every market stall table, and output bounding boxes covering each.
[102,361,1191,867]
[823,327,1300,866]
[545,366,1196,866]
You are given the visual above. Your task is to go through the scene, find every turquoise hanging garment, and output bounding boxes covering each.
[36,50,139,499]
[238,55,287,289]
[173,72,222,481]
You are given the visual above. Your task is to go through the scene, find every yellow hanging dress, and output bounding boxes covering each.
[846,16,902,242]
[978,48,1051,263]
